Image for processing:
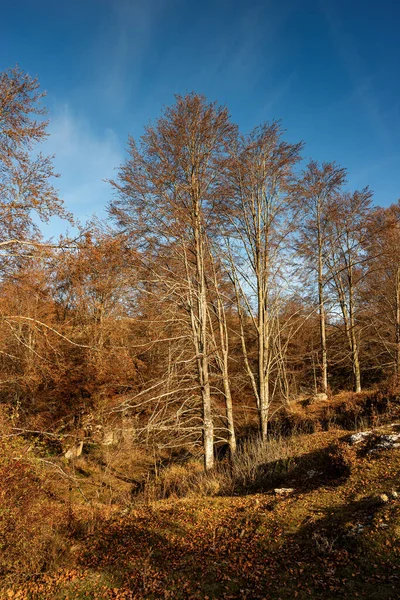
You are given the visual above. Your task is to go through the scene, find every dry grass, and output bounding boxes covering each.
[2,388,399,595]
[0,432,70,586]
[139,435,297,501]
[6,425,400,599]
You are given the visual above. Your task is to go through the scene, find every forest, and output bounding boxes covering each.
[1,66,400,599]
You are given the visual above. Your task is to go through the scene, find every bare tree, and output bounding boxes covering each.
[326,188,373,393]
[295,161,347,396]
[364,202,400,385]
[109,93,237,470]
[225,122,302,440]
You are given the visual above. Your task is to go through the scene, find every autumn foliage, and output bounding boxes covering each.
[1,66,400,597]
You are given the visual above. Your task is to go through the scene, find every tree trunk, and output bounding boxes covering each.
[258,283,269,441]
[194,202,214,471]
[348,265,361,393]
[317,216,328,395]
[221,356,236,456]
[395,266,400,385]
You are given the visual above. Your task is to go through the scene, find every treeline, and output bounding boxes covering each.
[1,67,400,470]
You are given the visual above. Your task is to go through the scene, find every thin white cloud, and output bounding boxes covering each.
[90,0,171,114]
[43,104,122,234]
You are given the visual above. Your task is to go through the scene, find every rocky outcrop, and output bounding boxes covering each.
[348,423,400,452]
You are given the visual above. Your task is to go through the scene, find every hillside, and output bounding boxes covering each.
[2,395,400,600]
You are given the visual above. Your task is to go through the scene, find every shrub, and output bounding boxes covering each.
[0,430,69,587]
[326,440,357,478]
[270,408,319,437]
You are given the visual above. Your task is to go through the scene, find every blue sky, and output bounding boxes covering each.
[1,0,399,236]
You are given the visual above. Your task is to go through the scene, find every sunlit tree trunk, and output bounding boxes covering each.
[317,213,328,396]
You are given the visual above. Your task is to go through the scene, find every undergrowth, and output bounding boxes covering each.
[1,389,400,596]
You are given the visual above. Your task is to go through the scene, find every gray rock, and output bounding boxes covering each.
[349,431,372,445]
[274,488,294,495]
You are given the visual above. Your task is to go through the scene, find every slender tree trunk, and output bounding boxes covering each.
[193,203,214,471]
[395,266,400,385]
[348,265,361,393]
[221,350,236,455]
[335,269,361,393]
[217,299,236,456]
[258,282,269,441]
[317,216,328,395]
[229,258,260,408]
[207,244,236,456]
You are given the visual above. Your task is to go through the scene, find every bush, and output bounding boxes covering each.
[270,409,319,437]
[326,440,357,478]
[140,435,297,500]
[0,430,69,587]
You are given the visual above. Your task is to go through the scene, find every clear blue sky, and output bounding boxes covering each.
[1,0,399,235]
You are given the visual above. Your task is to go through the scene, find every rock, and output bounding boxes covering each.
[348,427,400,451]
[368,433,400,453]
[64,441,84,460]
[348,431,372,445]
[102,430,119,446]
[347,523,365,537]
[375,434,400,449]
[313,393,328,402]
[390,490,398,499]
[274,488,294,496]
[374,493,389,505]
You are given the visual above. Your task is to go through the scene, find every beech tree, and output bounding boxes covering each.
[296,161,347,396]
[0,65,72,420]
[109,93,237,470]
[53,229,139,387]
[364,202,400,384]
[226,122,302,440]
[326,188,373,392]
[0,66,67,251]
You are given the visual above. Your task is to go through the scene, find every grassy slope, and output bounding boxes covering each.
[7,427,400,600]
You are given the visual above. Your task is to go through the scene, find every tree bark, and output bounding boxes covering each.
[317,210,328,395]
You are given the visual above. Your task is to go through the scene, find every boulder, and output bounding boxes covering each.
[64,441,84,459]
[313,393,328,402]
[274,488,294,496]
[102,430,121,446]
